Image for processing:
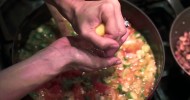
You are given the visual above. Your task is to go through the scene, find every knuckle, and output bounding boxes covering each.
[99,42,108,49]
[101,2,114,12]
[96,59,107,69]
[93,58,101,68]
[119,27,127,36]
[80,28,90,38]
[98,39,112,49]
[114,1,121,8]
[111,29,121,38]
[109,0,121,8]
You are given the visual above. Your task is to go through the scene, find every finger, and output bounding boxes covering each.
[100,2,120,39]
[74,49,121,70]
[50,37,71,48]
[112,0,127,37]
[104,30,129,57]
[67,36,95,49]
[77,65,93,72]
[65,63,93,72]
[86,57,121,70]
[118,30,129,45]
[104,48,118,57]
[85,30,119,49]
[90,55,120,69]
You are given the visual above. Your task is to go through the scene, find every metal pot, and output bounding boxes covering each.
[170,7,190,75]
[12,0,165,99]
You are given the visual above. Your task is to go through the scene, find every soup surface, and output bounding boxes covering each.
[18,19,157,100]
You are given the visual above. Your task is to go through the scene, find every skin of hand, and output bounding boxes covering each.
[0,36,120,100]
[48,36,121,71]
[45,0,128,57]
[0,0,127,99]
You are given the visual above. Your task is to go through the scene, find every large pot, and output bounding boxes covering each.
[12,0,165,99]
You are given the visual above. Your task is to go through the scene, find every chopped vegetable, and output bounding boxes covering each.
[117,84,124,94]
[123,64,131,69]
[18,18,157,100]
[175,31,190,70]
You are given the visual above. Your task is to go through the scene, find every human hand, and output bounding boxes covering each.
[45,0,128,57]
[45,36,121,72]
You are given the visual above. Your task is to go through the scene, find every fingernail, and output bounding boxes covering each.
[111,44,119,48]
[115,59,122,65]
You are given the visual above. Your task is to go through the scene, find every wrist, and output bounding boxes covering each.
[34,46,72,75]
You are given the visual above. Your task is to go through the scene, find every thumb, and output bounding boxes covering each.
[85,30,119,50]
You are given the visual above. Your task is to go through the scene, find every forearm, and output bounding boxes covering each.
[0,47,69,100]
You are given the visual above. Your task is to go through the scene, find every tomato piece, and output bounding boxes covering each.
[35,80,64,100]
[85,89,97,100]
[48,84,62,94]
[122,40,142,53]
[93,81,109,94]
[61,70,82,79]
[144,80,154,96]
[40,88,63,100]
[73,84,84,100]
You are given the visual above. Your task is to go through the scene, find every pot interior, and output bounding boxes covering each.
[13,0,165,99]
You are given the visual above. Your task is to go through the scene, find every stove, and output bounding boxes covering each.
[129,0,190,100]
[0,0,190,100]
[0,0,44,69]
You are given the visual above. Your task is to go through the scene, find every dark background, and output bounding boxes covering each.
[0,0,190,100]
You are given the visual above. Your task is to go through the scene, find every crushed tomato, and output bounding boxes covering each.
[30,26,157,100]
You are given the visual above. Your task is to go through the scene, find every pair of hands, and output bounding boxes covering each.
[45,0,128,72]
[0,1,128,99]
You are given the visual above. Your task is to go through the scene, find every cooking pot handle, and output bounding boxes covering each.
[167,0,184,15]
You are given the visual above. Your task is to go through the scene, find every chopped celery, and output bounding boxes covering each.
[123,64,131,69]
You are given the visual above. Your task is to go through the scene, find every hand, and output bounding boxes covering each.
[0,36,121,100]
[46,36,121,72]
[45,0,128,57]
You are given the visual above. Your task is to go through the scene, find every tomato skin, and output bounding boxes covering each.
[38,82,64,100]
[73,84,84,100]
[48,83,62,94]
[37,85,63,100]
[93,81,109,94]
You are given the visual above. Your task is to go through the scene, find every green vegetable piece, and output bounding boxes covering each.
[61,79,74,90]
[117,84,123,94]
[62,77,82,90]
[99,67,115,77]
[139,36,146,42]
[29,92,39,100]
[113,73,118,79]
[71,31,77,36]
[134,31,139,35]
[123,64,130,69]
[126,92,133,99]
[123,57,128,61]
[141,93,145,98]
[81,76,93,90]
[84,96,91,100]
[140,67,145,72]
